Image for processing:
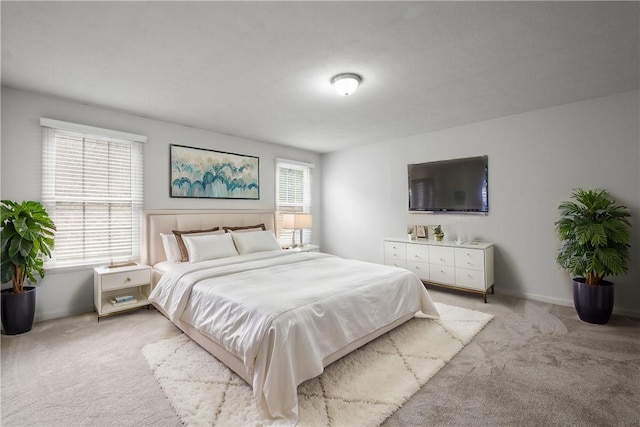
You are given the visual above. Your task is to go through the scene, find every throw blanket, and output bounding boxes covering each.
[149,251,439,425]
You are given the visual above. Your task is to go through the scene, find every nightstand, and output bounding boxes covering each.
[285,244,320,253]
[93,263,152,319]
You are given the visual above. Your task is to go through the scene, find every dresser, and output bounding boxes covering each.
[384,238,495,302]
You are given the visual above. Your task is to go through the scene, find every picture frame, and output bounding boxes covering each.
[416,225,427,238]
[170,144,260,199]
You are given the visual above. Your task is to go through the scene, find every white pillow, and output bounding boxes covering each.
[182,233,239,263]
[160,233,182,263]
[231,230,282,255]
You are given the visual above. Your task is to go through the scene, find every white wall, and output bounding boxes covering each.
[1,87,322,321]
[322,91,640,317]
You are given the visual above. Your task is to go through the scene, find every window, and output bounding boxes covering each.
[40,118,145,267]
[275,159,313,247]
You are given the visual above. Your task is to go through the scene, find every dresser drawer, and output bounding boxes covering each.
[406,244,429,263]
[384,241,407,261]
[407,261,429,280]
[455,267,486,290]
[101,268,151,291]
[429,265,455,285]
[385,258,407,269]
[429,246,455,267]
[455,248,485,271]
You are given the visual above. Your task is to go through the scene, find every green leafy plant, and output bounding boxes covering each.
[555,189,631,286]
[432,225,444,236]
[1,200,56,293]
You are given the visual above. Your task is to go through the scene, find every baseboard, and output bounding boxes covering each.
[498,289,640,319]
[498,289,573,307]
[35,305,92,323]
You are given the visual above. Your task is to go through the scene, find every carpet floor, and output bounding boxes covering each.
[142,303,492,426]
[2,289,639,426]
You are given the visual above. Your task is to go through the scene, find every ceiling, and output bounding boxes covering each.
[2,2,638,153]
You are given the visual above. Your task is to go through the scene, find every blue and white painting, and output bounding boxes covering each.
[170,145,259,199]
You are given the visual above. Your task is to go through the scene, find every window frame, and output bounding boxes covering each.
[275,158,313,247]
[40,118,146,269]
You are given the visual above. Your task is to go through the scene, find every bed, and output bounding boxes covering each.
[143,210,439,426]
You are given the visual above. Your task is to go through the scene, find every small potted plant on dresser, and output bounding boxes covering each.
[0,200,56,335]
[431,225,445,241]
[555,189,631,324]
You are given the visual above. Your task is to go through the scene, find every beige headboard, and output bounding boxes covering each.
[142,209,276,267]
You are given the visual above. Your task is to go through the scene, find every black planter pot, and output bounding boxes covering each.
[1,286,36,335]
[572,278,614,325]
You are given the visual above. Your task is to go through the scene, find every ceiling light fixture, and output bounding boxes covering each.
[331,73,362,96]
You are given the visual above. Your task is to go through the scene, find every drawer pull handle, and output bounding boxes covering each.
[467,253,471,257]
[125,277,131,283]
[440,258,445,262]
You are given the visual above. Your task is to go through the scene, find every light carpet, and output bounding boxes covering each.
[142,302,492,426]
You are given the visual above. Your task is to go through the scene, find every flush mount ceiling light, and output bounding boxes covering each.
[331,73,362,96]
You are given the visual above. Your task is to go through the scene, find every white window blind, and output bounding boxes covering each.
[41,118,145,267]
[275,159,312,247]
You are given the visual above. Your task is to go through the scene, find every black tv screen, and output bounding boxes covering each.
[408,156,488,213]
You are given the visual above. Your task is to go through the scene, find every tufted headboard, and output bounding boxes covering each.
[142,209,276,267]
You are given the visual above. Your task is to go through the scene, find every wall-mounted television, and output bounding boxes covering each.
[408,155,488,213]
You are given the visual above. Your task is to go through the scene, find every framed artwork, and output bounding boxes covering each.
[170,144,259,199]
[416,225,427,238]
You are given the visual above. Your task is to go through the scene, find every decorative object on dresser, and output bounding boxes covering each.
[407,225,417,241]
[416,225,427,239]
[431,225,444,241]
[169,144,259,200]
[384,238,495,302]
[93,264,152,319]
[555,188,631,324]
[0,200,56,335]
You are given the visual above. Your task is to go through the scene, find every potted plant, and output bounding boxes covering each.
[555,189,631,324]
[431,225,445,241]
[1,200,55,335]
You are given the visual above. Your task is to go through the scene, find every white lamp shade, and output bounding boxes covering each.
[282,214,296,229]
[331,73,361,96]
[294,213,312,229]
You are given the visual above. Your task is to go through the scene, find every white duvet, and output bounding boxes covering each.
[149,250,439,426]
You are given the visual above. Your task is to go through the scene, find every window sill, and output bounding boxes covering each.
[44,260,139,274]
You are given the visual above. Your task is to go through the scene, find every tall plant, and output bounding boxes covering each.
[555,189,631,286]
[1,200,56,293]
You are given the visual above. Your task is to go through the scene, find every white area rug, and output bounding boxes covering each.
[142,303,493,426]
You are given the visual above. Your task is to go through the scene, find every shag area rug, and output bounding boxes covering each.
[142,302,492,426]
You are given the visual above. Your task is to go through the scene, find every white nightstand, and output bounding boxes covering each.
[93,263,152,319]
[285,244,320,253]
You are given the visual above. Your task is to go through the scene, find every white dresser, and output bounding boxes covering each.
[384,238,495,302]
